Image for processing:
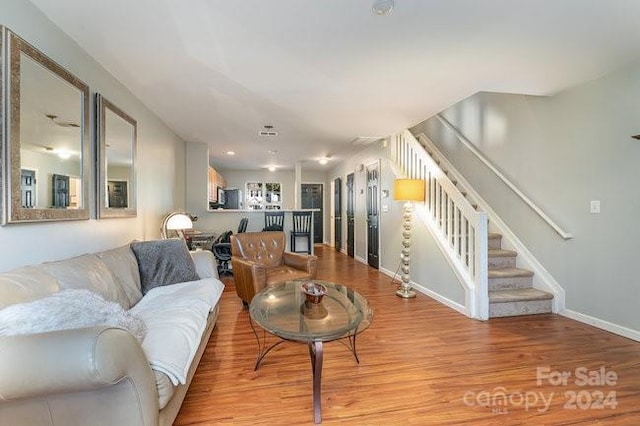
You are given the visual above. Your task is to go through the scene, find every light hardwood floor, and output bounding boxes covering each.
[175,246,640,425]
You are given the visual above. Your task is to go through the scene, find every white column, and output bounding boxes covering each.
[294,161,302,209]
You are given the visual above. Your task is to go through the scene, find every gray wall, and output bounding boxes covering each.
[0,0,187,271]
[411,59,640,332]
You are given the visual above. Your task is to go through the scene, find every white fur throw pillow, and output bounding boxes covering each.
[0,289,146,342]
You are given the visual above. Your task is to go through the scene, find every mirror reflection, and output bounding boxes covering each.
[97,94,137,218]
[3,28,90,223]
[19,53,83,210]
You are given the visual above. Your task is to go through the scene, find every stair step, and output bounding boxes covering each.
[488,232,503,249]
[489,288,553,303]
[489,267,534,290]
[488,249,517,269]
[489,288,553,318]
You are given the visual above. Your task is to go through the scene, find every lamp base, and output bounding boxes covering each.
[396,287,416,299]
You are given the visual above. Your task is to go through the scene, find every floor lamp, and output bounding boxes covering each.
[393,178,426,299]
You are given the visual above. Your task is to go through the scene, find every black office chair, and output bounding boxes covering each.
[212,230,233,276]
[212,218,249,276]
[291,211,312,254]
[262,211,284,231]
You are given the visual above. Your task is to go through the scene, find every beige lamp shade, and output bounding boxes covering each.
[394,179,425,202]
[166,213,193,230]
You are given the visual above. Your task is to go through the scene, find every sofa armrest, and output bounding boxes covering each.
[190,250,219,279]
[283,252,318,278]
[230,257,267,304]
[0,326,158,420]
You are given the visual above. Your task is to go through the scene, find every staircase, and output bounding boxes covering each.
[430,147,554,317]
[392,129,558,319]
[429,143,555,318]
[487,233,553,317]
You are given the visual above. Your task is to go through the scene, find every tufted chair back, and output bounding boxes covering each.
[230,231,285,268]
[229,231,318,305]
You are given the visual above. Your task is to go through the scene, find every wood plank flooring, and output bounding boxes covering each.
[175,246,640,425]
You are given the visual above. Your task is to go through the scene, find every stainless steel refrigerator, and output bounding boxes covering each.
[224,189,243,209]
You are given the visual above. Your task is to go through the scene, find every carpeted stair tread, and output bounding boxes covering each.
[488,232,502,240]
[489,288,553,303]
[488,249,517,257]
[489,268,534,278]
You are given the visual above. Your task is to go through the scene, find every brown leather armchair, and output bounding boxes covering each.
[230,231,318,305]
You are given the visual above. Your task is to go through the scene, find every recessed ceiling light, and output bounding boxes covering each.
[226,151,235,156]
[372,0,394,15]
[268,166,276,172]
[319,158,329,165]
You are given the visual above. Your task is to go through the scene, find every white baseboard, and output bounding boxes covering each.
[355,255,367,265]
[413,283,467,316]
[560,309,640,342]
[379,267,467,316]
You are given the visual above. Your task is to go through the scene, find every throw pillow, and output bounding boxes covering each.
[130,239,200,294]
[0,289,146,342]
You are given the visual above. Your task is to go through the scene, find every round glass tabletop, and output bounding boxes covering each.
[249,280,373,342]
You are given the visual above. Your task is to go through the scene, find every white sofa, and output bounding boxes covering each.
[0,243,224,426]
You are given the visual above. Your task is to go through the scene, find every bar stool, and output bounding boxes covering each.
[263,211,284,231]
[291,211,312,254]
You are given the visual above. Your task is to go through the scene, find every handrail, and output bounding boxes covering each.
[435,114,572,240]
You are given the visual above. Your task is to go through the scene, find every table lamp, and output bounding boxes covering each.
[393,178,426,298]
[161,211,193,239]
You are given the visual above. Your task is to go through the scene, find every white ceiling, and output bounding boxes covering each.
[29,0,640,171]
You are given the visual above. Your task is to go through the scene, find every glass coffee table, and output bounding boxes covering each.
[249,280,373,424]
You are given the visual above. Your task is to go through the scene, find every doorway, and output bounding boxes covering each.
[334,177,342,251]
[20,169,36,208]
[366,164,379,269]
[346,172,355,258]
[301,183,323,244]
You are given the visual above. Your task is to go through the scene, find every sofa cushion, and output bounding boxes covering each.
[131,239,200,294]
[0,289,146,342]
[97,245,143,309]
[0,266,60,309]
[190,250,219,280]
[266,265,313,286]
[36,254,128,307]
[154,370,175,410]
[129,278,224,385]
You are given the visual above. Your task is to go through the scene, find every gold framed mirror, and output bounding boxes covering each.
[1,27,90,224]
[96,94,137,218]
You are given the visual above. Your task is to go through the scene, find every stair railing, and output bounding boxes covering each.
[436,114,572,240]
[393,130,489,320]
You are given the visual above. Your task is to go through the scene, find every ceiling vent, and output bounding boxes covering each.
[351,136,382,145]
[259,124,277,137]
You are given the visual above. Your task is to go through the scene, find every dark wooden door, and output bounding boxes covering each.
[52,174,70,208]
[301,183,323,244]
[334,177,342,251]
[346,173,355,258]
[366,165,379,269]
[108,180,128,208]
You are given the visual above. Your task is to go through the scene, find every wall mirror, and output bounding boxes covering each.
[96,94,137,218]
[2,27,90,224]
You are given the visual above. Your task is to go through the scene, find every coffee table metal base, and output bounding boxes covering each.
[249,317,360,424]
